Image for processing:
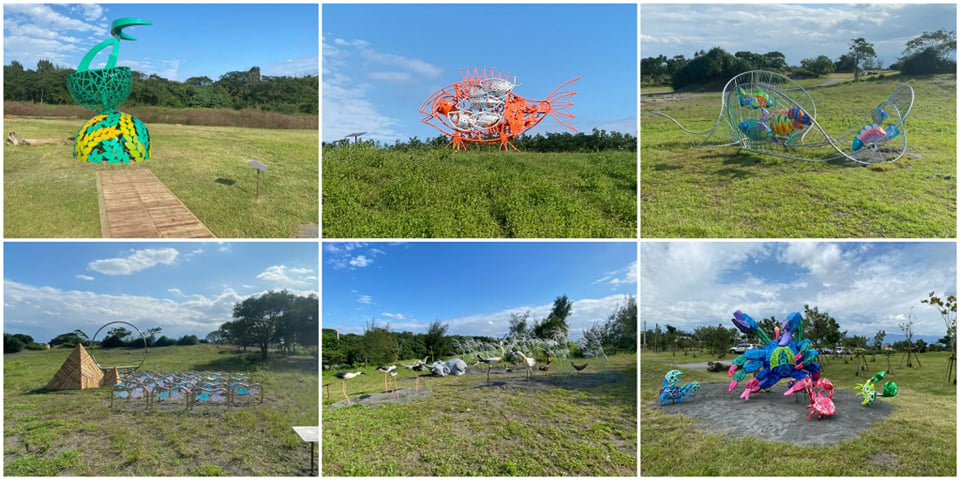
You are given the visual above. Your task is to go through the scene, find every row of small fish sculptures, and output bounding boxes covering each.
[110,371,263,409]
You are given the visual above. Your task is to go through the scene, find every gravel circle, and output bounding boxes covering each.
[327,386,434,410]
[650,382,896,446]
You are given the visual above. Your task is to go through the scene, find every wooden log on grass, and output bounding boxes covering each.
[6,131,72,146]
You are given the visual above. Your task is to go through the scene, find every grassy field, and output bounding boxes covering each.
[641,350,956,476]
[4,345,319,476]
[322,147,637,238]
[4,119,318,238]
[322,354,637,475]
[641,74,956,237]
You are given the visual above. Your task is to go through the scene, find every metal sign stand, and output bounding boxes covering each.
[248,161,268,199]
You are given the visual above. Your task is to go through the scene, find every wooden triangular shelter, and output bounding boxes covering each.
[46,343,104,390]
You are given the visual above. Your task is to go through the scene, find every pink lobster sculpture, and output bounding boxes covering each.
[785,375,835,420]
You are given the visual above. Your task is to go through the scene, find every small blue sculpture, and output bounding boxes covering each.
[659,369,700,405]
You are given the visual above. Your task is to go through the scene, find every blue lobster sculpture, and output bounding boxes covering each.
[659,369,700,405]
[727,310,822,400]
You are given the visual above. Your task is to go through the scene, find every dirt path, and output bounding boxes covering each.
[809,77,846,88]
[327,387,435,410]
[651,382,896,446]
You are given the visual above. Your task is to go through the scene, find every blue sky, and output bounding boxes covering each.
[4,242,318,344]
[3,3,319,81]
[323,4,637,143]
[642,4,956,67]
[641,242,957,342]
[323,242,637,339]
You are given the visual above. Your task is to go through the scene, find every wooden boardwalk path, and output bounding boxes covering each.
[97,170,215,238]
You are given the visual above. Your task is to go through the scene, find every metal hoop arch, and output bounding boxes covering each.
[90,320,148,371]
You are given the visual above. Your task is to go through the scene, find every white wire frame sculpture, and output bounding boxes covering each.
[652,70,914,166]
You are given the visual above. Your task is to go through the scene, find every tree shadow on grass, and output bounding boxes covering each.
[652,164,682,172]
[191,354,317,374]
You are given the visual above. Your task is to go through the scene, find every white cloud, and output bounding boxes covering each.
[88,248,179,275]
[641,4,955,65]
[369,71,415,83]
[326,244,388,269]
[349,255,372,268]
[256,265,316,287]
[5,4,105,33]
[3,280,247,342]
[779,243,844,280]
[266,55,318,77]
[357,295,373,304]
[641,243,956,338]
[382,312,408,320]
[3,4,108,67]
[323,38,441,142]
[75,4,103,22]
[596,261,637,286]
[335,294,631,340]
[75,274,94,281]
[324,242,364,254]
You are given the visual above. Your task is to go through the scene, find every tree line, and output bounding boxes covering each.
[323,128,637,153]
[644,294,956,359]
[3,290,319,360]
[322,295,638,368]
[4,61,318,115]
[641,30,956,89]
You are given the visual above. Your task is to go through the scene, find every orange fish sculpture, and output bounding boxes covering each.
[419,67,579,151]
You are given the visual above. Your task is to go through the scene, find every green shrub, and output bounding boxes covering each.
[4,334,24,353]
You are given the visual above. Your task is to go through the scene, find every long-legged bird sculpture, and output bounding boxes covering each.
[334,371,364,405]
[518,353,537,379]
[376,365,398,395]
[403,357,429,392]
[477,342,506,384]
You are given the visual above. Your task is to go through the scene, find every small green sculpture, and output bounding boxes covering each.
[855,371,898,406]
[67,18,152,163]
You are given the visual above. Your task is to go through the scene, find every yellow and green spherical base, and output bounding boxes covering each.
[75,112,151,163]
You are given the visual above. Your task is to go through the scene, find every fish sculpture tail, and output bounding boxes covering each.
[538,77,580,132]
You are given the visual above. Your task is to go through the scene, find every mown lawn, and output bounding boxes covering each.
[641,350,956,476]
[4,119,318,238]
[322,147,637,238]
[4,345,318,476]
[640,74,956,238]
[323,353,637,476]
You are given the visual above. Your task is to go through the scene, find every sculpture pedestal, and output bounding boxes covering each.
[74,112,151,163]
